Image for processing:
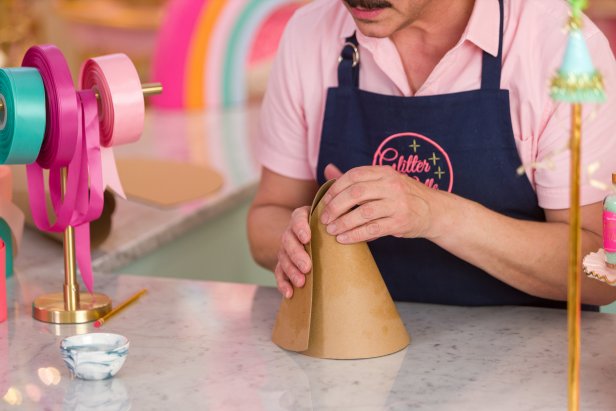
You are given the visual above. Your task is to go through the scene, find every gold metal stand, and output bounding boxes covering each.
[32,82,163,324]
[567,103,582,411]
[32,168,112,323]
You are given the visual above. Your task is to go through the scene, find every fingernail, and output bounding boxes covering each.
[337,234,348,243]
[321,212,330,224]
[286,290,292,299]
[323,193,332,204]
[326,223,337,234]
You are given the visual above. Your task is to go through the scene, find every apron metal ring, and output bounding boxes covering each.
[338,42,360,67]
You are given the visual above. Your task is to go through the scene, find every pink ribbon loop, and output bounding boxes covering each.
[71,90,105,293]
[73,90,105,225]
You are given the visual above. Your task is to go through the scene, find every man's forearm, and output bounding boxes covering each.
[431,193,616,305]
[247,205,293,271]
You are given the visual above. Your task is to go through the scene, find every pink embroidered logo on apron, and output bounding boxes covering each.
[372,132,453,192]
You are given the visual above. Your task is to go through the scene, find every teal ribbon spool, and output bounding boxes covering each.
[0,219,12,278]
[0,67,46,165]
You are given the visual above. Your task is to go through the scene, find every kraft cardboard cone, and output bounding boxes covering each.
[272,180,410,359]
[116,158,223,207]
[10,165,116,248]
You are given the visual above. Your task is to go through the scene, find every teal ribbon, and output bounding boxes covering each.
[0,218,12,278]
[0,68,46,165]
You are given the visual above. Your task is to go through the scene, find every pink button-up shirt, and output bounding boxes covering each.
[258,0,616,209]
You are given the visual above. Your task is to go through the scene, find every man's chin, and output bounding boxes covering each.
[354,21,394,39]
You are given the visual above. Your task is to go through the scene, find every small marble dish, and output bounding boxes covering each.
[60,333,129,380]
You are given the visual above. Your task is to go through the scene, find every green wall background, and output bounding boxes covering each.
[116,200,275,287]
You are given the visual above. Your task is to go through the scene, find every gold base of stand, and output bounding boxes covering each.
[32,293,112,324]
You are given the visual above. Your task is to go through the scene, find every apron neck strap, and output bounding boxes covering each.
[338,33,360,88]
[480,0,504,90]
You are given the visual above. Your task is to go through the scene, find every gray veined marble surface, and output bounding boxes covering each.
[2,269,616,410]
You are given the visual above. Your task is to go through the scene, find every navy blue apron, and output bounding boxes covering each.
[316,0,590,308]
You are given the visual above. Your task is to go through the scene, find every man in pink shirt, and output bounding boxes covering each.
[248,0,616,307]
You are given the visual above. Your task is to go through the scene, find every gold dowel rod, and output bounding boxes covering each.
[141,82,163,97]
[61,167,79,312]
[567,103,582,411]
[0,83,162,117]
[32,169,112,324]
[92,83,163,100]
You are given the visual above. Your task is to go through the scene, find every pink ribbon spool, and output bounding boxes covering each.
[80,54,145,199]
[22,45,78,168]
[23,45,82,233]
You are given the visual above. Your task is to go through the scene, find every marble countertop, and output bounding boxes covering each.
[2,269,616,410]
[6,106,616,410]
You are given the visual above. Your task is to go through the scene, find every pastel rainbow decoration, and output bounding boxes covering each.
[152,0,305,109]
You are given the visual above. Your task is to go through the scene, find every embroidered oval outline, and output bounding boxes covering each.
[372,132,454,193]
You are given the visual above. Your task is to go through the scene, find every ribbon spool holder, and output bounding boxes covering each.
[30,82,162,324]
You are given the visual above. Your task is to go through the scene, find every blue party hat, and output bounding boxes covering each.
[551,15,605,103]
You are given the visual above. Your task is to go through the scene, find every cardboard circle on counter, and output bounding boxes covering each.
[115,158,223,207]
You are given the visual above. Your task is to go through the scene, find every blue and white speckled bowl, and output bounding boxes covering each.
[60,333,129,380]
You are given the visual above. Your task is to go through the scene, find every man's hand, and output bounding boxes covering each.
[274,206,313,299]
[247,168,318,299]
[321,163,444,244]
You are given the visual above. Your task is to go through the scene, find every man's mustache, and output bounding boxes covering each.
[344,0,393,9]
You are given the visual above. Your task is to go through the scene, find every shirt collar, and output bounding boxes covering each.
[464,0,501,57]
[340,9,357,40]
[339,0,501,57]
